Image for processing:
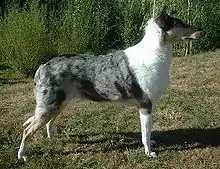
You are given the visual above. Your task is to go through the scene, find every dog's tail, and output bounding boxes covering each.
[23,116,35,126]
[34,64,44,85]
[23,65,44,127]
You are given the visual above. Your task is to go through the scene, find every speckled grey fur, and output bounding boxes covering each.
[34,51,151,110]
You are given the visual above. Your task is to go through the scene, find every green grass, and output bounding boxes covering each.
[1,51,220,168]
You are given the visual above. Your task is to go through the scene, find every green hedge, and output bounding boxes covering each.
[0,0,220,77]
[0,2,56,77]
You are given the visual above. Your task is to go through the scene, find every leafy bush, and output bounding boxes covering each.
[119,0,151,47]
[0,2,56,77]
[0,0,220,77]
[191,0,220,52]
[52,0,93,54]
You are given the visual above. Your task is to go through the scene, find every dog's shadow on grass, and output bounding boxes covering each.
[30,127,220,159]
[64,127,220,153]
[116,127,220,151]
[43,127,220,157]
[14,127,219,167]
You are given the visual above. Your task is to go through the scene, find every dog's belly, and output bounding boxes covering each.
[78,78,138,101]
[75,76,152,109]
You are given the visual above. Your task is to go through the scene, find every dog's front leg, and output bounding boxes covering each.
[139,108,157,157]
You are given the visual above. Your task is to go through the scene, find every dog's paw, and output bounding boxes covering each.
[18,152,27,162]
[147,151,157,158]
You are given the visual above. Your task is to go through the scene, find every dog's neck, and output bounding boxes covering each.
[124,18,173,70]
[141,19,167,49]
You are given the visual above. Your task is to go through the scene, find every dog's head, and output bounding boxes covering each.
[155,6,202,44]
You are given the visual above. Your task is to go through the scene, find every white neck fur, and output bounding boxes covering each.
[124,18,173,70]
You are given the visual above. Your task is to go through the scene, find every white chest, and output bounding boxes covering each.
[125,45,173,103]
[135,64,170,101]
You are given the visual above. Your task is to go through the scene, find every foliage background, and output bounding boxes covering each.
[0,0,219,76]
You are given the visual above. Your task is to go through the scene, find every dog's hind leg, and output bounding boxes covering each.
[18,106,59,161]
[46,105,65,138]
[46,118,56,139]
[23,116,34,127]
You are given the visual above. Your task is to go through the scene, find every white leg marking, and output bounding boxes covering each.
[18,141,27,162]
[139,108,157,157]
[46,106,64,138]
[23,116,34,127]
[18,107,52,161]
[46,119,54,138]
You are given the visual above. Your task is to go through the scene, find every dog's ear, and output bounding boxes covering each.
[155,6,168,29]
[161,6,168,16]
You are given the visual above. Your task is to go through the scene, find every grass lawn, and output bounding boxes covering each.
[0,50,220,169]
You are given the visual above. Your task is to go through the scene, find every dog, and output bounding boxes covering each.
[18,6,201,161]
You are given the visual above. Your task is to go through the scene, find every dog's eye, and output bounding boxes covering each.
[173,19,178,26]
[174,21,184,28]
[173,19,180,26]
[174,19,189,28]
[175,23,182,27]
